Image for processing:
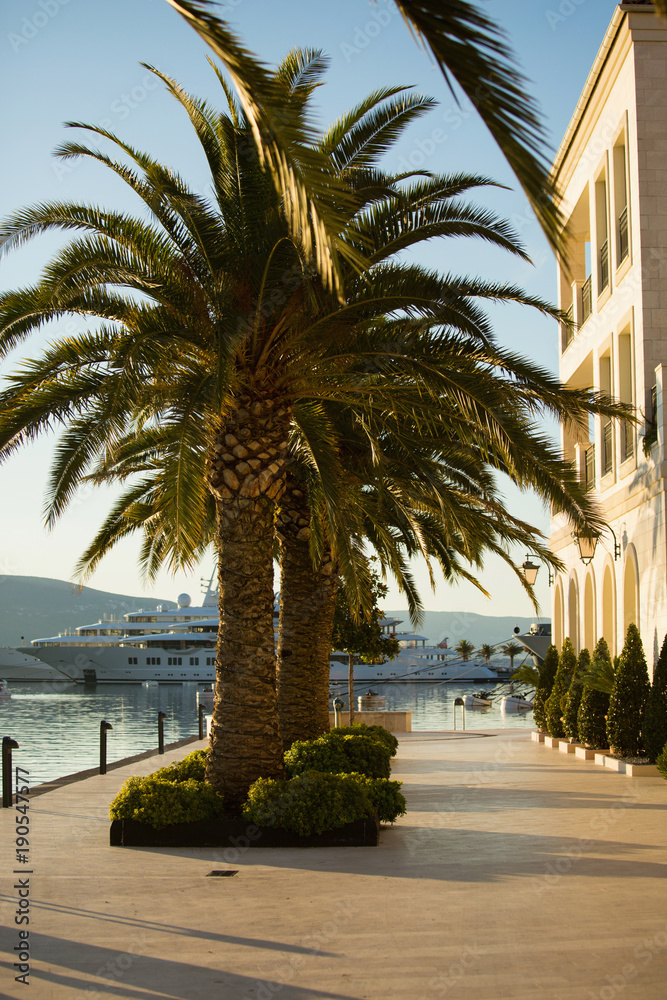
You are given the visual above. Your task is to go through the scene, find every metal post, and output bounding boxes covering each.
[453,697,465,732]
[99,721,112,774]
[158,711,167,754]
[333,697,344,728]
[3,737,19,807]
[198,704,206,740]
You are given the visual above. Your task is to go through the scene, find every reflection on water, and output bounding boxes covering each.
[0,678,535,786]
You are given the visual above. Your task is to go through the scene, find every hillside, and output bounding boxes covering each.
[0,576,172,647]
[383,609,549,651]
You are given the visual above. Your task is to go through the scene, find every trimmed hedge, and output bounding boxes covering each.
[644,634,667,762]
[331,723,399,757]
[546,638,576,738]
[150,749,209,783]
[285,732,392,779]
[533,644,558,731]
[109,775,225,829]
[607,623,650,757]
[350,774,406,823]
[242,771,376,835]
[563,648,589,742]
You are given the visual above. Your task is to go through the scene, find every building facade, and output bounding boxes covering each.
[550,2,667,672]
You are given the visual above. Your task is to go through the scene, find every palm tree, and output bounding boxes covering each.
[455,639,475,661]
[0,53,631,806]
[477,643,494,663]
[501,641,525,671]
[166,0,564,256]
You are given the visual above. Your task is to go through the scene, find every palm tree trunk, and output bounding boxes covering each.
[277,476,337,749]
[205,395,290,812]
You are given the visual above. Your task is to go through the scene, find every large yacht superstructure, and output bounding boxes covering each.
[5,594,504,685]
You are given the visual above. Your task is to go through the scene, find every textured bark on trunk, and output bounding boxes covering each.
[276,477,338,750]
[205,395,290,812]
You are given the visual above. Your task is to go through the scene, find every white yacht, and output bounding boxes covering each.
[9,594,503,685]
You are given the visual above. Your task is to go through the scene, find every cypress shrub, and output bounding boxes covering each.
[656,742,667,781]
[563,648,590,741]
[546,638,577,738]
[577,638,612,749]
[607,623,650,756]
[533,644,559,731]
[643,633,667,762]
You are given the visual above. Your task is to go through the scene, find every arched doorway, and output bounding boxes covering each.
[583,571,596,653]
[601,562,616,657]
[568,575,579,652]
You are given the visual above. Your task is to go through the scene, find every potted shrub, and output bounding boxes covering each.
[607,623,650,757]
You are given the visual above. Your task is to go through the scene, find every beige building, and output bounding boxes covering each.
[550,1,667,671]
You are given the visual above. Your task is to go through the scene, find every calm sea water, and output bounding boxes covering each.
[0,679,535,787]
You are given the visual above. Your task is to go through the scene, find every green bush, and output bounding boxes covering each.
[150,749,209,783]
[643,634,667,762]
[607,623,650,757]
[656,742,667,781]
[285,732,391,779]
[533,644,558,731]
[546,638,576,738]
[109,775,225,829]
[563,648,589,741]
[348,774,406,823]
[242,771,375,835]
[332,723,399,757]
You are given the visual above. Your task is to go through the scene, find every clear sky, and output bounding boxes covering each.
[0,0,621,616]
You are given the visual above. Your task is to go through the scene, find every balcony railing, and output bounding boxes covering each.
[602,420,613,476]
[562,302,574,352]
[618,206,629,263]
[585,444,595,486]
[599,239,609,292]
[621,419,634,462]
[581,275,592,324]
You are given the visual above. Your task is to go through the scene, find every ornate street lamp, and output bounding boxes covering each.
[573,531,598,565]
[519,555,540,586]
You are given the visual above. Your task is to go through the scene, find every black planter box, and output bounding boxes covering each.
[110,814,380,848]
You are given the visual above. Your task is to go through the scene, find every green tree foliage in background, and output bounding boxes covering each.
[607,624,650,757]
[332,566,400,723]
[455,639,475,661]
[545,638,576,738]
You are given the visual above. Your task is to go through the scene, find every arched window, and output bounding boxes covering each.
[568,575,580,652]
[583,571,596,653]
[623,546,639,635]
[601,562,616,657]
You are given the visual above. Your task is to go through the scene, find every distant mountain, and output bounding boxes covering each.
[0,576,172,647]
[383,609,549,651]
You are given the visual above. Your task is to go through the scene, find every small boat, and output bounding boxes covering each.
[0,679,11,700]
[143,680,159,688]
[197,684,214,709]
[462,691,493,708]
[501,694,533,712]
[358,690,387,711]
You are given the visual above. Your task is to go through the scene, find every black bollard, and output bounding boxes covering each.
[99,720,113,774]
[198,704,206,740]
[2,737,19,807]
[158,711,167,754]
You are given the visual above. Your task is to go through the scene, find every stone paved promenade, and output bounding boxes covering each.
[1,730,666,999]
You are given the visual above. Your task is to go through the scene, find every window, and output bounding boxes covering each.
[619,331,634,462]
[127,656,138,665]
[189,657,199,666]
[613,132,630,265]
[600,354,613,476]
[595,173,610,293]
